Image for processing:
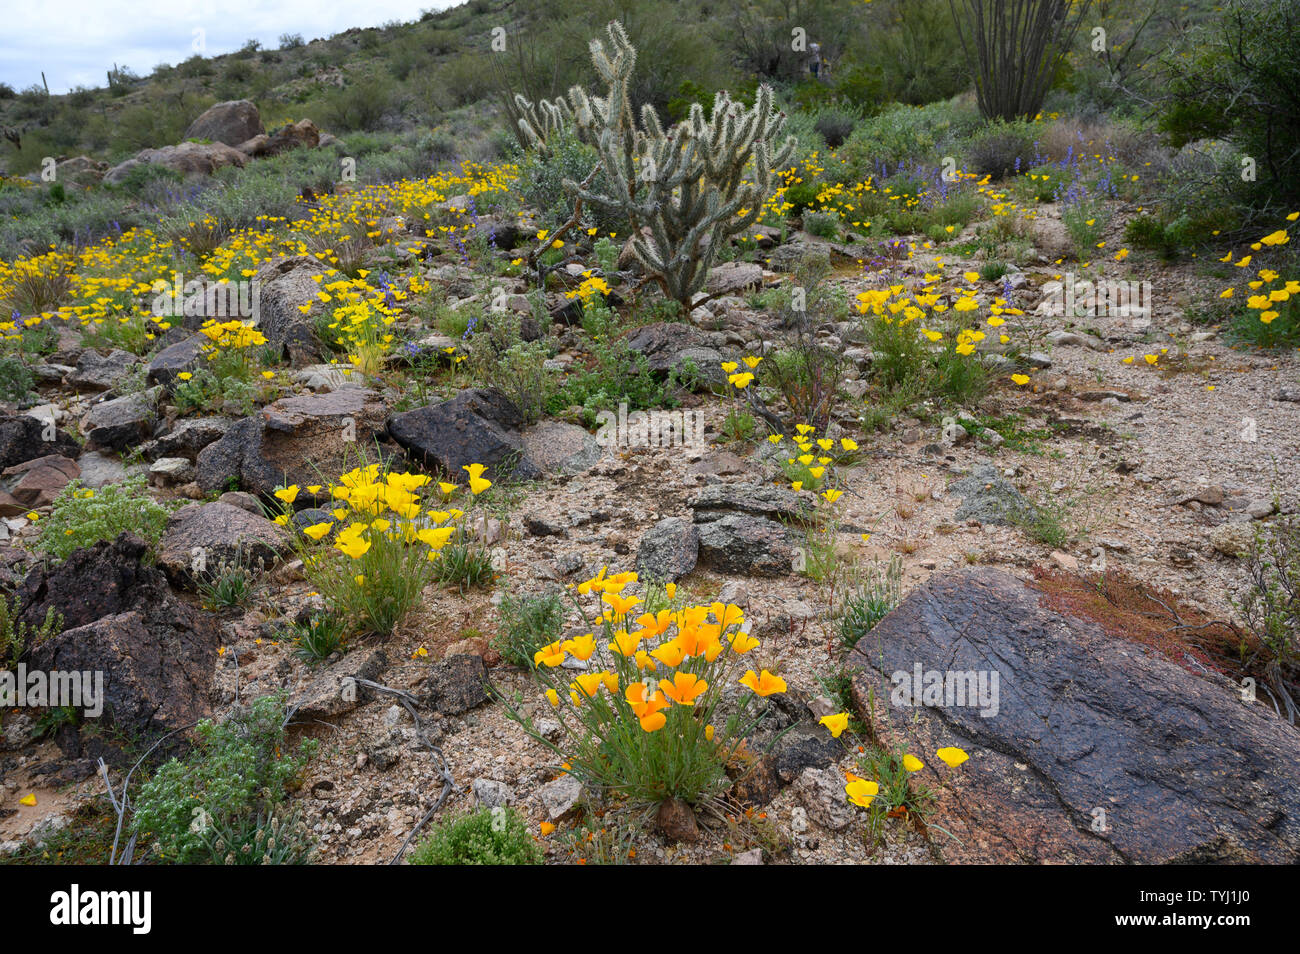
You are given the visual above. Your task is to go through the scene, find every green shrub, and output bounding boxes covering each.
[1236,515,1300,670]
[1160,0,1300,211]
[0,592,62,667]
[409,807,542,865]
[514,129,626,235]
[804,210,840,239]
[132,694,317,864]
[320,75,397,132]
[838,101,981,180]
[468,315,556,425]
[36,477,172,561]
[494,588,565,669]
[840,557,903,648]
[857,0,968,105]
[0,356,34,401]
[963,120,1040,180]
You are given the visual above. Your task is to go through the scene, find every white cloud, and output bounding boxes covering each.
[1,0,457,92]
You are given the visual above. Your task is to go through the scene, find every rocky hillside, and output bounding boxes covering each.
[1,9,1299,867]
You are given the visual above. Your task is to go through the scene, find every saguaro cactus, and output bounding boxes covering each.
[516,21,796,311]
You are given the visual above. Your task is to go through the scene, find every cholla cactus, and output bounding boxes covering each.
[516,21,796,310]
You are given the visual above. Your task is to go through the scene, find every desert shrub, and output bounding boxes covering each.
[838,101,981,180]
[409,807,542,865]
[0,356,34,401]
[514,129,623,234]
[813,107,861,149]
[763,341,846,431]
[467,314,556,425]
[546,334,677,428]
[803,210,840,239]
[759,251,848,429]
[132,694,317,864]
[36,478,172,561]
[857,0,968,105]
[1123,212,1197,260]
[0,592,62,667]
[494,588,565,668]
[963,119,1040,180]
[1160,0,1300,211]
[320,75,398,132]
[840,557,904,648]
[1236,515,1300,673]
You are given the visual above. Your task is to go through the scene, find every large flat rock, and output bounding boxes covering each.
[849,568,1300,864]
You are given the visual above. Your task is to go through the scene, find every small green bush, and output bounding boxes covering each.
[963,120,1039,180]
[409,807,542,865]
[840,557,903,648]
[515,130,626,234]
[0,592,62,666]
[132,694,317,864]
[0,356,35,401]
[36,477,172,561]
[1236,514,1300,669]
[494,588,565,668]
[1160,0,1300,212]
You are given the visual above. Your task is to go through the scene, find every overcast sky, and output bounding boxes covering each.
[2,0,456,93]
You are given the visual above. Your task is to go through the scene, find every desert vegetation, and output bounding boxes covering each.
[0,0,1297,869]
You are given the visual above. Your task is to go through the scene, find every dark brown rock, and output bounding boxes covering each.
[848,567,1300,864]
[20,533,220,735]
[0,454,78,515]
[655,797,700,842]
[0,413,79,469]
[196,388,388,497]
[388,387,542,483]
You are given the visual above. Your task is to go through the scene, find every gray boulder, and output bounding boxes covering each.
[635,517,699,582]
[81,387,160,450]
[157,501,291,586]
[182,99,265,147]
[950,464,1035,525]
